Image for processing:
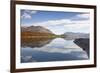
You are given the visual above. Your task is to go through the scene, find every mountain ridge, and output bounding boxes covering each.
[62,32,89,39]
[21,26,53,34]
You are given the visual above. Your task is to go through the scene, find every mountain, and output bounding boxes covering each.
[63,32,89,39]
[21,26,53,34]
[21,26,54,37]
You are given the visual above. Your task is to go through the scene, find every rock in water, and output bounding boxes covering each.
[74,38,89,58]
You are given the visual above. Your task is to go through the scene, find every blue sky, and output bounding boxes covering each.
[21,9,90,35]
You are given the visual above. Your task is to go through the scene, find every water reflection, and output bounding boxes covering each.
[21,38,89,63]
[21,38,54,48]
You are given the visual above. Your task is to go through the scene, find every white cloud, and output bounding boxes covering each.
[64,20,90,28]
[72,13,90,20]
[30,11,37,14]
[32,17,89,27]
[77,13,90,19]
[33,19,71,26]
[63,18,90,33]
[64,23,89,33]
[21,12,31,19]
[21,10,37,19]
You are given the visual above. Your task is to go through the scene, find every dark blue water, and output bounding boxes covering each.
[21,38,88,63]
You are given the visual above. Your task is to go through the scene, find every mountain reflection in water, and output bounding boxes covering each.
[21,38,54,48]
[21,38,89,63]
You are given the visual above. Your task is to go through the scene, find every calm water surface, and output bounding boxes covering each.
[21,38,89,63]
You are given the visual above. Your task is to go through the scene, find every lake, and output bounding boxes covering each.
[21,38,89,63]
